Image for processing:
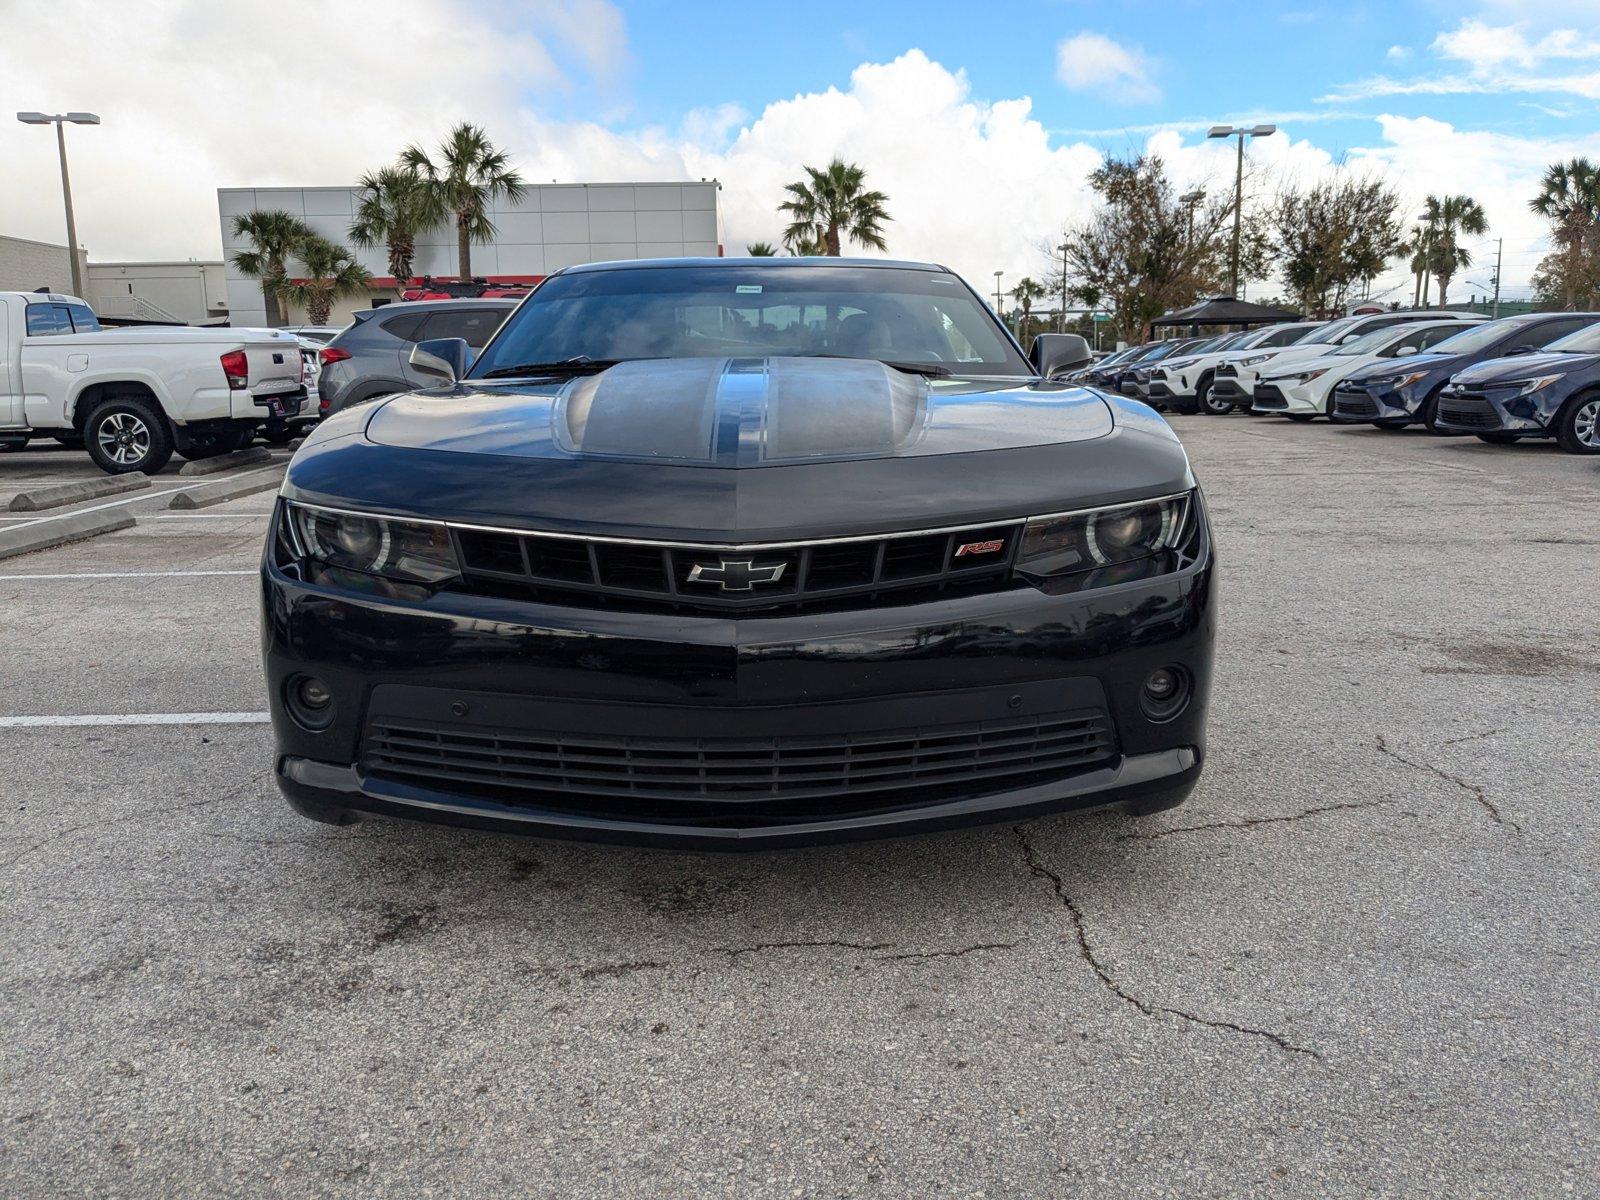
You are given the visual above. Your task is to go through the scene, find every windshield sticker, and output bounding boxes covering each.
[735,284,763,294]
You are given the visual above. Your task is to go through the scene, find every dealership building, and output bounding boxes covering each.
[217,181,723,327]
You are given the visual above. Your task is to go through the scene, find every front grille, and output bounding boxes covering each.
[1334,390,1379,417]
[362,708,1117,822]
[1438,398,1499,428]
[1215,363,1238,378]
[449,522,1023,613]
[1253,384,1289,410]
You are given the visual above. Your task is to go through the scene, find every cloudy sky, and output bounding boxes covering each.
[2,0,1598,301]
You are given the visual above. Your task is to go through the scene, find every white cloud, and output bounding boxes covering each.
[1386,45,1409,61]
[1327,16,1600,101]
[1054,33,1161,104]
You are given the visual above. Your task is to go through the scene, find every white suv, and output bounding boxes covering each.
[1149,322,1322,415]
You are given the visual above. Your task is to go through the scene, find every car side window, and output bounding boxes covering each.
[1410,326,1460,353]
[419,308,505,350]
[1527,318,1590,348]
[380,313,428,344]
[65,304,102,333]
[25,304,73,337]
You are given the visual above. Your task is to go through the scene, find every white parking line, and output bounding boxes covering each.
[0,570,256,580]
[0,711,270,728]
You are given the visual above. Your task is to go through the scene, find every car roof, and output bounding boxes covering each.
[351,298,519,322]
[559,256,948,275]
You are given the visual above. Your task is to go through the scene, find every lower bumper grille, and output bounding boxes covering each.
[1438,399,1499,428]
[1334,392,1379,417]
[362,708,1117,820]
[1253,385,1289,410]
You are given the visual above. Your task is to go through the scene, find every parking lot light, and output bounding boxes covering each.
[15,110,100,298]
[1207,123,1277,299]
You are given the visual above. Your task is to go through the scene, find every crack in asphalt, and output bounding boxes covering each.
[1012,825,1322,1061]
[874,942,1020,962]
[1441,727,1505,746]
[711,939,896,959]
[1374,734,1519,832]
[1116,800,1389,841]
[0,786,249,872]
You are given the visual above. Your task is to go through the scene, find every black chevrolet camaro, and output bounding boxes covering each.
[262,259,1216,847]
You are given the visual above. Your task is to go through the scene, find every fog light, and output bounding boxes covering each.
[1140,666,1191,722]
[287,675,336,730]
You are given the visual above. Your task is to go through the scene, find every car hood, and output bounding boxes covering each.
[365,356,1113,465]
[1450,350,1595,385]
[1342,351,1457,382]
[286,356,1195,543]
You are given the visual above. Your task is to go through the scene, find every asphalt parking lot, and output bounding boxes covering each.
[1,420,1595,1198]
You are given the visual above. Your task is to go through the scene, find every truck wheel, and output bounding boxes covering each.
[1554,393,1600,454]
[176,425,254,460]
[84,397,173,475]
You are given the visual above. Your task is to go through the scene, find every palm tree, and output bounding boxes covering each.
[275,236,372,325]
[1530,158,1600,309]
[401,123,526,279]
[350,166,443,294]
[782,225,824,256]
[230,209,314,327]
[1009,277,1047,339]
[778,159,891,256]
[746,242,778,256]
[1406,226,1431,308]
[1422,194,1488,307]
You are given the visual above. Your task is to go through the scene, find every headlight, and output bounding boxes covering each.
[1365,370,1430,390]
[1018,493,1193,581]
[1241,353,1274,367]
[288,503,459,584]
[1270,367,1330,384]
[1504,374,1563,396]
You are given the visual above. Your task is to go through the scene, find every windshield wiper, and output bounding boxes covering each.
[479,356,627,379]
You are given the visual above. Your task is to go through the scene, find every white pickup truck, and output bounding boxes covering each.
[0,292,308,474]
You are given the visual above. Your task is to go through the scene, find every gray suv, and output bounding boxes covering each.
[316,299,517,416]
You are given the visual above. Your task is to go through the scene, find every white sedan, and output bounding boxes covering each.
[1251,322,1469,419]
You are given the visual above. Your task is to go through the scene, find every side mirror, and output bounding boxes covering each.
[1030,333,1092,379]
[1394,345,1417,357]
[409,337,473,384]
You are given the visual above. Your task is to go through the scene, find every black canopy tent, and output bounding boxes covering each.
[1151,296,1302,336]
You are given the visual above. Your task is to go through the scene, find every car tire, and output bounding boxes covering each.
[83,396,173,475]
[1553,392,1600,454]
[176,425,255,461]
[1476,433,1520,445]
[1419,393,1444,432]
[262,425,296,446]
[1197,378,1231,416]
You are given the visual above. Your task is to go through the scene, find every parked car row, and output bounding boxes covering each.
[1074,307,1600,455]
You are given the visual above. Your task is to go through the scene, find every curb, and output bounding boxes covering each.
[168,468,285,510]
[178,446,273,477]
[8,473,150,512]
[0,509,136,561]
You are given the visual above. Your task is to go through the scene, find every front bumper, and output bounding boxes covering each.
[1251,380,1321,414]
[1329,382,1412,424]
[1210,375,1250,404]
[262,514,1216,848]
[1433,386,1556,437]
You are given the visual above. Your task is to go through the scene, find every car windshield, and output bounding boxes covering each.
[1332,327,1401,356]
[1425,320,1521,355]
[469,264,1033,379]
[1545,323,1600,354]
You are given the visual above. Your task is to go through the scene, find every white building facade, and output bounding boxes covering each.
[218,182,722,327]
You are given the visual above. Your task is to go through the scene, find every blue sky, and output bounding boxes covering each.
[2,0,1596,298]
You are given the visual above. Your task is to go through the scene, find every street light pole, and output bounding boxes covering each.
[1207,124,1275,299]
[16,111,100,298]
[1056,242,1068,333]
[993,270,1004,320]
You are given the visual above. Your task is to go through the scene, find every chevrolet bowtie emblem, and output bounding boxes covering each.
[687,559,787,591]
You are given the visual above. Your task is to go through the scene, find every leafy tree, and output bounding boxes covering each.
[1529,158,1600,309]
[1053,155,1239,343]
[350,166,443,294]
[230,209,315,327]
[1422,194,1487,307]
[746,242,778,256]
[1270,174,1405,317]
[401,123,526,279]
[276,236,372,325]
[778,159,891,256]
